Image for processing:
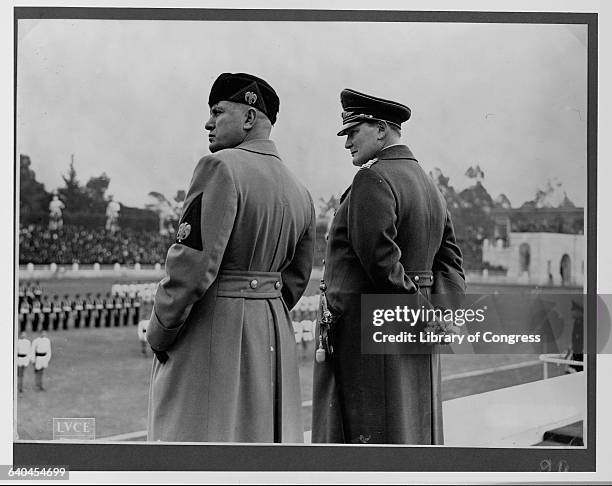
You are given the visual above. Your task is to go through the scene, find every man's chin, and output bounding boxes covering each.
[208,142,221,153]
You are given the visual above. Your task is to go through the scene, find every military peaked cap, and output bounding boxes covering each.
[209,72,280,125]
[337,88,411,136]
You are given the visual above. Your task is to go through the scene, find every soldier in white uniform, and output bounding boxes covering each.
[31,330,52,391]
[17,332,31,393]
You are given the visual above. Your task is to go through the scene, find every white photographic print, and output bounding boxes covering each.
[10,5,607,479]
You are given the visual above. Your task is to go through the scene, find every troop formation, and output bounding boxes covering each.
[18,281,144,333]
[143,72,465,445]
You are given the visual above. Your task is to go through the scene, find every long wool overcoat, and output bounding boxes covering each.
[147,139,315,443]
[312,144,466,444]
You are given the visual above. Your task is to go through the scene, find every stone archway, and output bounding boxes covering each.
[560,254,572,286]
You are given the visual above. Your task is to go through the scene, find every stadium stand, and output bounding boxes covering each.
[19,224,174,265]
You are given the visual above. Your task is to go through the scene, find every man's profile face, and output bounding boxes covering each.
[205,101,247,153]
[343,122,381,166]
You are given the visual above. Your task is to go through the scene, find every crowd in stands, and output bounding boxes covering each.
[19,224,174,265]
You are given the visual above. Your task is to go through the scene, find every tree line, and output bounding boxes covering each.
[20,155,158,231]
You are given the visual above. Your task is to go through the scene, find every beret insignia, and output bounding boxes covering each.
[175,193,203,251]
[176,222,191,242]
[245,91,258,105]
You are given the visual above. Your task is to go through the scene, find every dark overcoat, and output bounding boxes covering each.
[147,139,315,443]
[312,145,465,444]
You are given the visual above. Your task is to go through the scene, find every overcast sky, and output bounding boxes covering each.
[16,19,587,209]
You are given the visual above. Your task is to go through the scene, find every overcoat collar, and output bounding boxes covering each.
[236,139,281,159]
[377,144,417,161]
[339,145,417,203]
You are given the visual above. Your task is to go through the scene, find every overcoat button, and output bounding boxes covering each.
[250,279,258,289]
[414,275,420,282]
[274,281,281,289]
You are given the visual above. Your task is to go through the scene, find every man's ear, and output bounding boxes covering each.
[243,107,258,129]
[376,120,387,140]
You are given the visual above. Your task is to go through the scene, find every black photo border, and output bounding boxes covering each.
[12,7,598,473]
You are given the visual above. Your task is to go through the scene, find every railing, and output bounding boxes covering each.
[539,353,584,379]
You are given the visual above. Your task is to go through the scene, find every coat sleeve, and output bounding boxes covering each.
[431,209,466,313]
[431,209,466,295]
[347,168,417,293]
[147,157,238,352]
[281,195,316,310]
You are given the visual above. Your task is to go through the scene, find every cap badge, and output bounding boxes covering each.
[245,91,258,105]
[177,222,191,242]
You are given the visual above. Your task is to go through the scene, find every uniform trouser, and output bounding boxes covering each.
[35,368,44,389]
[89,310,97,328]
[17,366,26,391]
[108,309,116,327]
[32,314,40,332]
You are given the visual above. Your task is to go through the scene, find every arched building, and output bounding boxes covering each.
[483,232,584,286]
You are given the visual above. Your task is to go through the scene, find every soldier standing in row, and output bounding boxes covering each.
[25,283,35,306]
[61,294,72,330]
[131,293,142,326]
[18,299,31,333]
[94,293,104,327]
[33,281,43,302]
[114,293,124,327]
[121,294,131,326]
[86,293,97,328]
[73,294,84,329]
[105,292,115,327]
[31,330,52,391]
[30,298,42,332]
[51,295,62,331]
[17,332,31,393]
[41,296,52,331]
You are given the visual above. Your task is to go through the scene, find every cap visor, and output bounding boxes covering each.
[337,121,362,136]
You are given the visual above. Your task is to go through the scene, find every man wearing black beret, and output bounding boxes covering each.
[147,73,315,442]
[312,88,466,444]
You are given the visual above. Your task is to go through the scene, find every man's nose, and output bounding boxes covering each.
[344,137,352,149]
[204,118,214,131]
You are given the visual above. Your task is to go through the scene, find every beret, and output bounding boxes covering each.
[208,72,279,125]
[337,88,411,136]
